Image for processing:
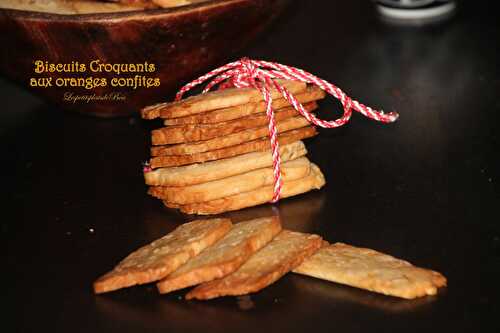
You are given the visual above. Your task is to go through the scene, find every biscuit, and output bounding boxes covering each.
[149,126,317,168]
[151,102,317,145]
[186,230,323,300]
[141,80,307,120]
[152,0,191,8]
[151,115,312,155]
[163,86,326,125]
[144,141,307,186]
[156,216,282,294]
[149,157,311,204]
[176,163,326,215]
[93,218,232,294]
[293,243,447,299]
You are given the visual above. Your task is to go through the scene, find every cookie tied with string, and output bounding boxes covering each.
[140,58,398,214]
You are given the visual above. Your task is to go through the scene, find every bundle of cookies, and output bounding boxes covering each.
[141,80,327,215]
[93,217,447,300]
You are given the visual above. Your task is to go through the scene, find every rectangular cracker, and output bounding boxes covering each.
[151,116,312,156]
[141,80,307,120]
[144,141,307,186]
[157,216,282,294]
[152,0,192,8]
[293,243,447,299]
[163,86,326,125]
[152,102,317,146]
[149,126,317,169]
[93,218,232,294]
[186,230,323,300]
[175,163,326,215]
[149,157,311,204]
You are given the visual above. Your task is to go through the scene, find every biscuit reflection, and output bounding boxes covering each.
[94,289,295,331]
[142,197,195,239]
[223,190,326,232]
[94,293,246,331]
[143,190,325,239]
[291,275,439,313]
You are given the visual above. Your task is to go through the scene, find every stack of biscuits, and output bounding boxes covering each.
[93,217,447,300]
[141,80,327,215]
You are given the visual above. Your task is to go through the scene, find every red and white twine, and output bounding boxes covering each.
[171,58,399,203]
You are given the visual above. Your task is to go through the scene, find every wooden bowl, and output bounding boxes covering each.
[0,0,289,117]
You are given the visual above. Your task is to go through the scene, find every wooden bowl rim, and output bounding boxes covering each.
[0,0,252,22]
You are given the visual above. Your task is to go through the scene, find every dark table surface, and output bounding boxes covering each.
[2,1,499,332]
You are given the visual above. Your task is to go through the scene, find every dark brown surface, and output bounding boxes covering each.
[2,1,499,332]
[0,0,288,117]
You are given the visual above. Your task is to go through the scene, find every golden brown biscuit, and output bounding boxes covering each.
[152,0,190,8]
[293,243,447,299]
[93,218,232,294]
[7,0,158,14]
[149,157,311,204]
[149,126,317,168]
[151,102,317,145]
[186,230,323,300]
[176,163,325,215]
[141,80,307,120]
[156,216,282,294]
[163,86,326,125]
[151,116,312,156]
[144,141,307,186]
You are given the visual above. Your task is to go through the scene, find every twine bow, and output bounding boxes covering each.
[175,58,399,203]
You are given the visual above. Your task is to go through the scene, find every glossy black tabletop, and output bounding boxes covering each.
[2,1,499,332]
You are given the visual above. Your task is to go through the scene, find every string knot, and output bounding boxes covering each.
[240,57,258,79]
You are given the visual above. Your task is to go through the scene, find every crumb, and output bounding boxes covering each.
[236,295,255,310]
